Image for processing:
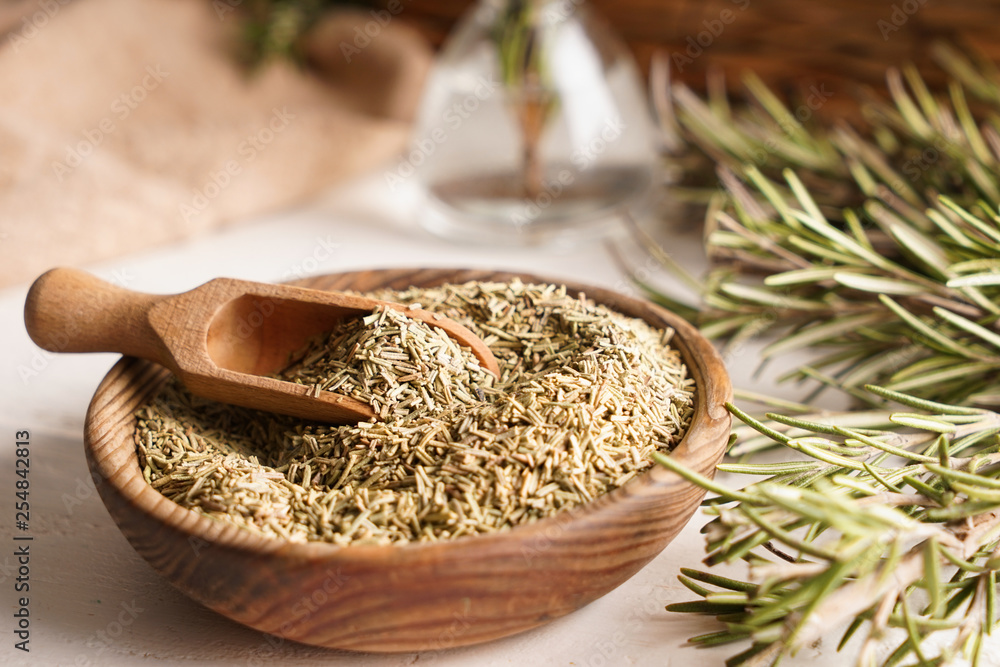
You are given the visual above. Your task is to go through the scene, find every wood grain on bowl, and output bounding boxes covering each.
[84,268,732,652]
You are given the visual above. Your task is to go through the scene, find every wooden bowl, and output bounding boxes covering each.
[84,268,732,652]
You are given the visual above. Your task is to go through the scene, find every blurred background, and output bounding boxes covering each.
[3,0,999,288]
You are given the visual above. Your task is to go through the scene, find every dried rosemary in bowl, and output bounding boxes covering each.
[278,304,498,421]
[134,279,695,545]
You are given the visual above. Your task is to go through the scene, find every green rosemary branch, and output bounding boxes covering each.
[660,385,1000,667]
[638,44,1000,409]
[635,44,1000,666]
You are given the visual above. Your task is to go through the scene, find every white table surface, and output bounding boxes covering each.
[0,173,967,666]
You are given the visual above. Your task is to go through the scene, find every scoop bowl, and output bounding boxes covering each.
[83,268,732,652]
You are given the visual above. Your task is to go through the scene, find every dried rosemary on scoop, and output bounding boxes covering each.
[278,305,497,421]
[134,280,694,545]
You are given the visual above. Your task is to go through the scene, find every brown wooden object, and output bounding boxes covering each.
[23,267,499,423]
[82,268,732,652]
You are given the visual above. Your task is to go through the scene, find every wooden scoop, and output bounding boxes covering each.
[23,268,499,423]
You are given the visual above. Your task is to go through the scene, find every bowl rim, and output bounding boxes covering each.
[84,268,732,562]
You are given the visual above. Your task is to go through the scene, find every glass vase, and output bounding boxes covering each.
[406,0,657,246]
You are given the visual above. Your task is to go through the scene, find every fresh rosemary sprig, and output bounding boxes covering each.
[660,385,1000,667]
[632,44,1000,666]
[635,44,1000,409]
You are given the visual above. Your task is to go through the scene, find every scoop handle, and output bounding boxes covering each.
[24,268,171,365]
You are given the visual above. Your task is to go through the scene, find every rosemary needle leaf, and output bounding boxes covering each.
[862,462,904,493]
[679,568,761,593]
[762,313,886,359]
[947,273,1000,288]
[932,307,1000,351]
[643,46,1000,667]
[716,461,820,476]
[838,616,866,652]
[724,641,784,667]
[864,385,990,414]
[666,601,745,616]
[688,629,751,646]
[987,571,996,634]
[657,387,1000,665]
[726,404,792,444]
[924,539,944,618]
[832,273,926,296]
[677,573,713,598]
[923,463,1000,489]
[888,414,959,433]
